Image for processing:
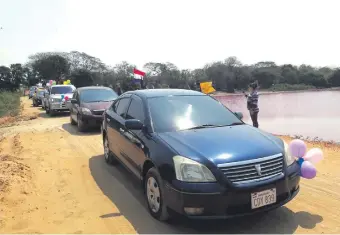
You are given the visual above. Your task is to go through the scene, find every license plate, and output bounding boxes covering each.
[251,188,276,209]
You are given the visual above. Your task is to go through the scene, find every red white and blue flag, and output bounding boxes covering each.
[133,68,145,80]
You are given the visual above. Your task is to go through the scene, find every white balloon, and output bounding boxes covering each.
[304,148,324,165]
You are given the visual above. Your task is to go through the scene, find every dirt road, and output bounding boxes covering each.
[0,97,339,233]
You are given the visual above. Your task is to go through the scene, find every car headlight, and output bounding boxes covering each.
[81,107,92,115]
[173,155,216,182]
[284,141,296,166]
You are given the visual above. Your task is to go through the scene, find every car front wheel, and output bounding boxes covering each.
[49,106,55,116]
[70,115,76,125]
[77,115,86,132]
[145,167,170,221]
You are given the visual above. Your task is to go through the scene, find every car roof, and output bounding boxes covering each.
[77,86,113,92]
[126,89,204,98]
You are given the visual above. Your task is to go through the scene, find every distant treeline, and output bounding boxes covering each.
[1,52,340,92]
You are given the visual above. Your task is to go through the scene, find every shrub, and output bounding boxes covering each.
[0,91,21,118]
[269,83,315,92]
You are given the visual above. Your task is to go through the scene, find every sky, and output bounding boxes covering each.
[1,0,340,70]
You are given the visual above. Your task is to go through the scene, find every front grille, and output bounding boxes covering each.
[218,154,284,184]
[52,98,61,102]
[92,109,105,115]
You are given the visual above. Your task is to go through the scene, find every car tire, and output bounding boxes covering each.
[70,115,76,125]
[49,106,55,116]
[145,167,170,221]
[77,115,87,132]
[45,105,50,114]
[103,134,118,165]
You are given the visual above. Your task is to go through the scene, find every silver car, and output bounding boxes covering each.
[45,85,76,116]
[41,89,50,110]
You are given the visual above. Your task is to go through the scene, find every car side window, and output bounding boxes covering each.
[116,98,131,118]
[126,96,145,123]
[75,92,79,102]
[111,99,120,112]
[71,91,77,102]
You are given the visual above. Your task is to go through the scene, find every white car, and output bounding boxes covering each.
[45,85,76,116]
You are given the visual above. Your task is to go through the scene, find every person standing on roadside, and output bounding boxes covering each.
[116,83,123,95]
[243,81,259,128]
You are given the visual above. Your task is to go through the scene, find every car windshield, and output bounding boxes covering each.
[80,89,118,103]
[148,95,243,133]
[51,86,73,94]
[38,91,45,95]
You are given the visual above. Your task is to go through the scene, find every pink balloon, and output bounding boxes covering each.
[301,161,317,179]
[289,139,307,158]
[304,148,323,165]
[65,96,69,101]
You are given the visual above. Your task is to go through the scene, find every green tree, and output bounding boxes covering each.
[28,53,70,82]
[10,63,24,89]
[71,69,94,88]
[115,61,135,91]
[66,51,107,73]
[0,66,13,90]
[328,69,340,87]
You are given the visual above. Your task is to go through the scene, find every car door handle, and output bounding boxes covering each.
[119,128,124,133]
[106,117,111,122]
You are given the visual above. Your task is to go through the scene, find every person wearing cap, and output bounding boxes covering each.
[243,81,259,128]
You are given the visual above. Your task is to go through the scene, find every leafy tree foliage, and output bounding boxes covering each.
[1,53,340,93]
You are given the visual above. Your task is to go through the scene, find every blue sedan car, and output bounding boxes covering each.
[101,89,300,221]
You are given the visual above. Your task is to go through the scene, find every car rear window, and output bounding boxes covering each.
[80,89,118,103]
[51,86,73,94]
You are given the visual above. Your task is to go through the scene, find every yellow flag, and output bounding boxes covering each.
[200,81,216,94]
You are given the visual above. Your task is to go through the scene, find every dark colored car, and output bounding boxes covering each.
[32,89,45,107]
[70,86,118,131]
[101,89,300,221]
[29,86,37,99]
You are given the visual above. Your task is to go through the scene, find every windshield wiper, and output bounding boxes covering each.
[92,100,113,102]
[185,124,223,130]
[225,122,244,126]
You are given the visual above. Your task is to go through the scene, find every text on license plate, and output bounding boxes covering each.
[251,188,276,209]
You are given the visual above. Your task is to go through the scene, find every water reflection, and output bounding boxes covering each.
[214,90,340,141]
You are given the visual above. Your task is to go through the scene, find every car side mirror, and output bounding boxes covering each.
[234,112,243,120]
[70,99,77,104]
[125,119,144,130]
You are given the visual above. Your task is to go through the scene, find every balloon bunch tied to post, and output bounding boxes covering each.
[285,139,324,179]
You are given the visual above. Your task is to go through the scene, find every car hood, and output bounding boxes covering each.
[157,125,284,165]
[82,101,113,111]
[50,93,74,99]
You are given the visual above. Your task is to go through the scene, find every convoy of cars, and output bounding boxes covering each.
[28,85,300,222]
